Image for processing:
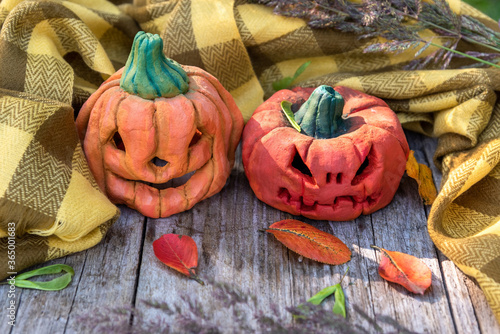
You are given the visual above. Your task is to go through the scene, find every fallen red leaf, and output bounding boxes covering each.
[266,219,351,265]
[153,234,204,285]
[372,246,431,294]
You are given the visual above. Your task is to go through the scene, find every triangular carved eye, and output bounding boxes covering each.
[291,148,312,177]
[355,155,369,176]
[189,129,202,147]
[351,147,372,186]
[113,132,125,151]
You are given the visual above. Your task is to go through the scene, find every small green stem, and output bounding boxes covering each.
[339,266,349,285]
[120,31,189,100]
[429,42,500,69]
[295,85,345,139]
[188,269,205,286]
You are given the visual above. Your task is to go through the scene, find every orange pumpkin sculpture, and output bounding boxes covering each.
[242,85,409,221]
[76,32,243,218]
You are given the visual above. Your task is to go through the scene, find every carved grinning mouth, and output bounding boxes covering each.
[133,171,196,190]
[277,187,377,212]
[282,141,379,213]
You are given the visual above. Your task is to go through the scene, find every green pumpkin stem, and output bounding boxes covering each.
[294,85,346,139]
[120,31,189,100]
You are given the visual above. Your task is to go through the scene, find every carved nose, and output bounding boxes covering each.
[292,148,346,185]
[151,157,168,167]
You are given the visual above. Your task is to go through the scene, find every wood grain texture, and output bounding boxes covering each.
[0,207,145,334]
[415,131,482,334]
[0,131,498,333]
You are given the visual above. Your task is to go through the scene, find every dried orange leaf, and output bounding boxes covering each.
[371,246,431,295]
[406,150,437,205]
[266,219,351,265]
[153,234,204,285]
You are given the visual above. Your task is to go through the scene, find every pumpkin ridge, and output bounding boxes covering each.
[189,85,229,154]
[76,78,122,140]
[182,90,218,203]
[355,122,410,160]
[196,89,230,152]
[191,160,216,205]
[370,124,410,159]
[98,89,130,192]
[344,101,386,116]
[110,92,128,147]
[187,90,230,199]
[185,67,243,159]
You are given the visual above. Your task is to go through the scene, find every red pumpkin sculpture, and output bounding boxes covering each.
[242,85,409,221]
[76,32,243,218]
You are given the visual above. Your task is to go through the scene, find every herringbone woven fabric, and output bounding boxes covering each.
[123,0,500,320]
[0,0,139,279]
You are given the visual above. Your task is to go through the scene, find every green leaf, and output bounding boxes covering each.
[281,101,301,132]
[307,285,337,305]
[11,264,74,291]
[272,77,294,92]
[302,267,348,318]
[306,283,346,318]
[332,284,346,318]
[293,61,312,80]
[272,61,312,91]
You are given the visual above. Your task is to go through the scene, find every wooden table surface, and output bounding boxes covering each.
[1,131,499,334]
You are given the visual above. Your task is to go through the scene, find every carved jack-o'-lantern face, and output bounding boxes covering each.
[76,32,243,218]
[242,85,409,221]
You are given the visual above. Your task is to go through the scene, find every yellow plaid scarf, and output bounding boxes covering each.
[1,0,499,322]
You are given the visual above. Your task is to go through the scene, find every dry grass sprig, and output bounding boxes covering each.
[76,278,416,334]
[251,0,500,69]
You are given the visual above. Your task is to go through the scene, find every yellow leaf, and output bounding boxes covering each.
[406,150,437,205]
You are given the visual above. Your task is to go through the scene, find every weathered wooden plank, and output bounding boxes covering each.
[437,253,481,334]
[63,206,145,334]
[367,174,455,333]
[0,206,144,334]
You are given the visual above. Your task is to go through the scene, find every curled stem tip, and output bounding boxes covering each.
[120,31,190,100]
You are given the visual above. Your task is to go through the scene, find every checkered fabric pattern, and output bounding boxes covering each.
[1,0,500,322]
[0,0,137,280]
